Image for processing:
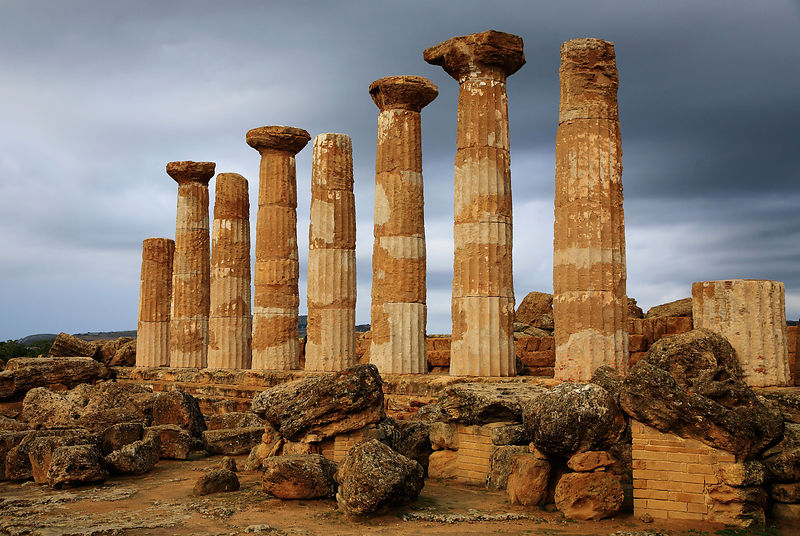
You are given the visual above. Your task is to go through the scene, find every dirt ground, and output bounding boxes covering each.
[0,455,791,536]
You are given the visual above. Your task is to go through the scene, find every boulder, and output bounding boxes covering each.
[491,423,528,446]
[104,438,159,475]
[391,421,432,473]
[145,424,193,460]
[645,297,693,318]
[252,364,384,442]
[48,333,100,359]
[218,456,237,472]
[759,389,800,424]
[101,423,144,455]
[261,454,337,499]
[408,402,447,424]
[47,444,107,488]
[706,484,766,527]
[507,454,550,506]
[515,292,553,326]
[335,439,424,516]
[523,383,626,457]
[202,426,263,455]
[761,423,800,482]
[714,460,765,487]
[108,339,136,367]
[619,330,784,459]
[152,390,206,437]
[427,450,458,480]
[429,422,457,450]
[486,445,528,490]
[567,451,614,472]
[554,472,624,521]
[5,429,98,481]
[531,314,554,332]
[627,297,644,319]
[96,337,134,366]
[0,357,110,400]
[206,412,265,431]
[193,468,239,496]
[0,415,29,431]
[28,433,102,484]
[440,383,547,425]
[590,365,624,400]
[0,431,29,479]
[771,482,800,503]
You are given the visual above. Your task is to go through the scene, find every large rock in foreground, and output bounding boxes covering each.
[252,364,384,442]
[0,357,110,400]
[335,439,424,516]
[554,472,624,520]
[262,454,337,499]
[47,444,108,489]
[619,329,784,459]
[523,383,626,457]
[152,391,206,437]
[440,383,548,425]
[515,291,553,326]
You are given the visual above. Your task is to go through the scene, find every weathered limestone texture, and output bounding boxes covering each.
[136,238,174,367]
[552,38,628,381]
[306,133,357,371]
[424,30,524,377]
[368,75,438,374]
[208,173,252,369]
[247,126,311,370]
[692,280,790,387]
[167,161,215,368]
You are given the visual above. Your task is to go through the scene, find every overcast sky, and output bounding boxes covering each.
[1,1,798,340]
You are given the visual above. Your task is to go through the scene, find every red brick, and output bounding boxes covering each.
[520,350,555,367]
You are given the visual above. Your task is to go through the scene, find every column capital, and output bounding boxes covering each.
[369,76,438,113]
[246,126,311,155]
[166,161,215,184]
[424,30,525,82]
[559,38,619,122]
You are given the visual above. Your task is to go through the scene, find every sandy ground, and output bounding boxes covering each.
[0,455,791,536]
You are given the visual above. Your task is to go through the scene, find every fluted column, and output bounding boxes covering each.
[692,280,790,387]
[208,173,252,369]
[136,238,174,367]
[247,126,310,370]
[305,133,357,371]
[368,76,438,374]
[552,38,628,381]
[167,161,214,368]
[424,30,524,377]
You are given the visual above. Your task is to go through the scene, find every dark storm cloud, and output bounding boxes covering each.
[0,0,798,339]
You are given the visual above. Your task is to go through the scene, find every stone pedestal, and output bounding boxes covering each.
[424,30,524,377]
[368,75,438,374]
[692,279,790,387]
[552,38,628,381]
[167,161,215,368]
[208,173,252,369]
[247,126,310,370]
[306,133,357,371]
[136,238,174,367]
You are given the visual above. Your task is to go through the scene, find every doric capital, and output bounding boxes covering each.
[559,38,619,122]
[423,30,525,82]
[369,76,438,112]
[246,126,311,155]
[166,161,215,184]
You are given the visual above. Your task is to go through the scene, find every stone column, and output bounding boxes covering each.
[692,279,790,387]
[552,38,628,381]
[167,161,215,368]
[247,126,310,370]
[367,75,438,374]
[305,133,357,371]
[136,238,174,367]
[208,173,252,369]
[424,30,524,377]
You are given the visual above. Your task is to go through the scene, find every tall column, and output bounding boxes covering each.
[552,38,628,381]
[368,75,438,374]
[306,133,357,371]
[424,30,524,377]
[136,238,174,367]
[247,126,310,370]
[167,161,214,368]
[692,280,790,387]
[208,173,252,369]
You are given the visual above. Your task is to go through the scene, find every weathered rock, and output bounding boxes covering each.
[486,445,528,490]
[46,444,107,489]
[706,484,766,527]
[490,423,528,446]
[645,297,692,318]
[532,314,554,332]
[440,383,547,425]
[515,292,553,327]
[0,357,110,400]
[360,417,398,446]
[523,383,626,457]
[0,430,28,479]
[243,442,273,472]
[714,460,765,486]
[762,423,800,482]
[251,364,384,442]
[193,468,239,495]
[507,454,550,505]
[261,454,337,499]
[145,424,193,460]
[219,456,237,472]
[427,450,458,480]
[97,337,134,365]
[429,422,457,450]
[205,412,264,431]
[28,433,102,484]
[101,423,144,455]
[48,333,101,359]
[5,429,98,481]
[759,389,800,424]
[391,421,432,473]
[590,365,624,400]
[567,451,614,472]
[408,402,447,424]
[104,439,159,475]
[627,298,644,319]
[152,390,206,437]
[335,439,424,516]
[109,339,136,367]
[202,426,263,455]
[554,472,624,520]
[771,482,800,503]
[281,440,319,455]
[619,330,784,459]
[0,415,28,431]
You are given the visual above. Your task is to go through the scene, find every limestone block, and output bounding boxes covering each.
[136,238,174,367]
[692,279,789,387]
[507,454,550,505]
[427,449,458,479]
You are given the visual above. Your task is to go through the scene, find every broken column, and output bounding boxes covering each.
[208,173,252,369]
[692,279,790,387]
[368,75,438,374]
[305,133,357,371]
[424,30,524,376]
[136,238,174,367]
[247,126,310,370]
[167,161,215,368]
[552,38,628,381]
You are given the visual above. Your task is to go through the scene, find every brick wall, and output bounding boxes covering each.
[627,317,693,366]
[319,429,364,463]
[454,423,499,485]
